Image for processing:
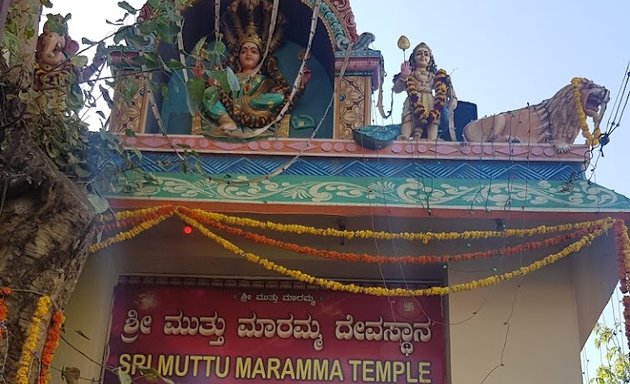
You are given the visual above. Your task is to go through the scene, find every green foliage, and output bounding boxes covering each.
[44,13,69,35]
[2,0,39,64]
[19,82,156,198]
[186,77,205,106]
[118,80,140,102]
[192,36,208,59]
[117,1,137,15]
[1,0,218,217]
[589,323,630,384]
[29,112,91,179]
[226,66,241,95]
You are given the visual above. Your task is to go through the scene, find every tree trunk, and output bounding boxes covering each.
[3,0,40,85]
[0,1,99,381]
[0,1,98,381]
[0,97,97,383]
[0,0,10,42]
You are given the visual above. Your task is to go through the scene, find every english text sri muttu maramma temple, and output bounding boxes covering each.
[54,0,630,383]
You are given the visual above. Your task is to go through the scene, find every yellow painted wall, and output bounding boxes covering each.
[449,259,582,383]
[53,253,117,382]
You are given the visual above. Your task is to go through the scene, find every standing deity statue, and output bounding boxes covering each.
[393,42,456,140]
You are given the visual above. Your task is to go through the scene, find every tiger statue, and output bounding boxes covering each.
[462,78,610,153]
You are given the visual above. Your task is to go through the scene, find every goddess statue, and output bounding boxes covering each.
[198,0,310,138]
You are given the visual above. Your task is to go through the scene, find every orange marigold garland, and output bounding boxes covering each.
[615,221,630,293]
[183,206,611,243]
[89,208,176,253]
[94,206,614,245]
[614,220,630,350]
[0,287,11,341]
[176,210,610,296]
[407,69,449,129]
[38,310,64,384]
[186,209,601,264]
[99,206,176,233]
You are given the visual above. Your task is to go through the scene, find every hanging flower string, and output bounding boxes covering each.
[571,77,600,147]
[614,221,630,349]
[176,210,612,296]
[100,206,176,233]
[186,209,603,264]
[0,287,11,341]
[98,206,612,243]
[89,206,621,297]
[182,207,611,243]
[16,295,51,384]
[88,206,619,296]
[98,205,174,224]
[89,209,175,253]
[38,310,64,384]
[616,221,630,294]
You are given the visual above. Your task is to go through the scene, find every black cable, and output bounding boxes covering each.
[605,61,629,133]
[606,63,630,136]
[609,77,630,137]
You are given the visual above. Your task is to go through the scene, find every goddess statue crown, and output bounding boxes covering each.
[239,23,263,49]
[222,0,286,54]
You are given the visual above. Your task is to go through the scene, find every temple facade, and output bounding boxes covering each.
[54,1,630,383]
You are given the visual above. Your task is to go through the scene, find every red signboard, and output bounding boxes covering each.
[104,278,445,383]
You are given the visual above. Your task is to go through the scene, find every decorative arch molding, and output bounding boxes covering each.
[139,0,358,51]
[300,0,359,49]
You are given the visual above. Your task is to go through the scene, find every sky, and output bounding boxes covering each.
[47,0,630,381]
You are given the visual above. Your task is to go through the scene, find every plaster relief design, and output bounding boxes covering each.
[125,176,628,212]
[300,0,358,48]
[335,77,368,139]
[110,74,148,134]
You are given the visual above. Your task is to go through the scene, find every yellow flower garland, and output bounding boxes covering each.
[96,206,613,244]
[183,207,612,243]
[89,206,619,297]
[99,205,173,223]
[619,222,630,292]
[624,226,630,287]
[571,77,600,147]
[16,295,51,384]
[89,211,175,253]
[176,210,613,296]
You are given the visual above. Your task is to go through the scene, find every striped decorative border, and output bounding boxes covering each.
[134,152,584,181]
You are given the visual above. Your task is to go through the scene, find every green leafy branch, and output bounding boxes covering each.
[589,323,630,384]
